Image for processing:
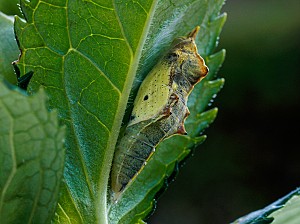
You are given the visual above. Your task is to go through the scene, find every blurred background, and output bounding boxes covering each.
[1,0,299,223]
[150,0,300,223]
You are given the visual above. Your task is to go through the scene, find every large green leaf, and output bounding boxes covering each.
[14,0,226,223]
[0,79,65,223]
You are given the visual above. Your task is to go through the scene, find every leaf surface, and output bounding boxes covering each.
[0,12,19,84]
[0,80,65,224]
[14,0,226,223]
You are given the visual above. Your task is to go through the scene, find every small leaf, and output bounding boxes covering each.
[271,193,300,224]
[186,108,219,136]
[232,188,300,224]
[0,12,19,84]
[197,13,227,57]
[0,0,22,17]
[0,79,65,223]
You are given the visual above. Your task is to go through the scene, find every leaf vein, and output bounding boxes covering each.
[66,0,73,49]
[72,48,121,95]
[85,0,114,11]
[112,0,133,57]
[57,203,72,223]
[63,185,85,223]
[77,101,111,134]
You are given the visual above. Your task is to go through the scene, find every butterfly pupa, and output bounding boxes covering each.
[111,26,208,201]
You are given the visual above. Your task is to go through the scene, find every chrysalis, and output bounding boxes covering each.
[111,26,208,199]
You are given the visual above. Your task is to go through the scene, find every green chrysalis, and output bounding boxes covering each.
[111,26,208,200]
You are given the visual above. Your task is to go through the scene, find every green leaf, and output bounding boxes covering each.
[232,188,300,224]
[0,79,65,223]
[14,0,226,223]
[271,192,300,224]
[0,12,19,84]
[0,0,22,17]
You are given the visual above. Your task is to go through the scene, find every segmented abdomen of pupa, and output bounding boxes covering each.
[111,94,190,195]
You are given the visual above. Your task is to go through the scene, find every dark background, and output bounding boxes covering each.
[150,0,300,223]
[1,0,299,223]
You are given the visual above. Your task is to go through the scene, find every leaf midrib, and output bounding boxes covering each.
[96,1,159,223]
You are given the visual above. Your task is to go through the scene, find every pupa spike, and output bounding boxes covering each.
[177,124,188,135]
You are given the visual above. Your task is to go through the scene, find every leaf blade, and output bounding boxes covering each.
[0,80,65,224]
[14,0,226,222]
[15,0,160,223]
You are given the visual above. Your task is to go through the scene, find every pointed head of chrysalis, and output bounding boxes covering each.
[168,26,208,87]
